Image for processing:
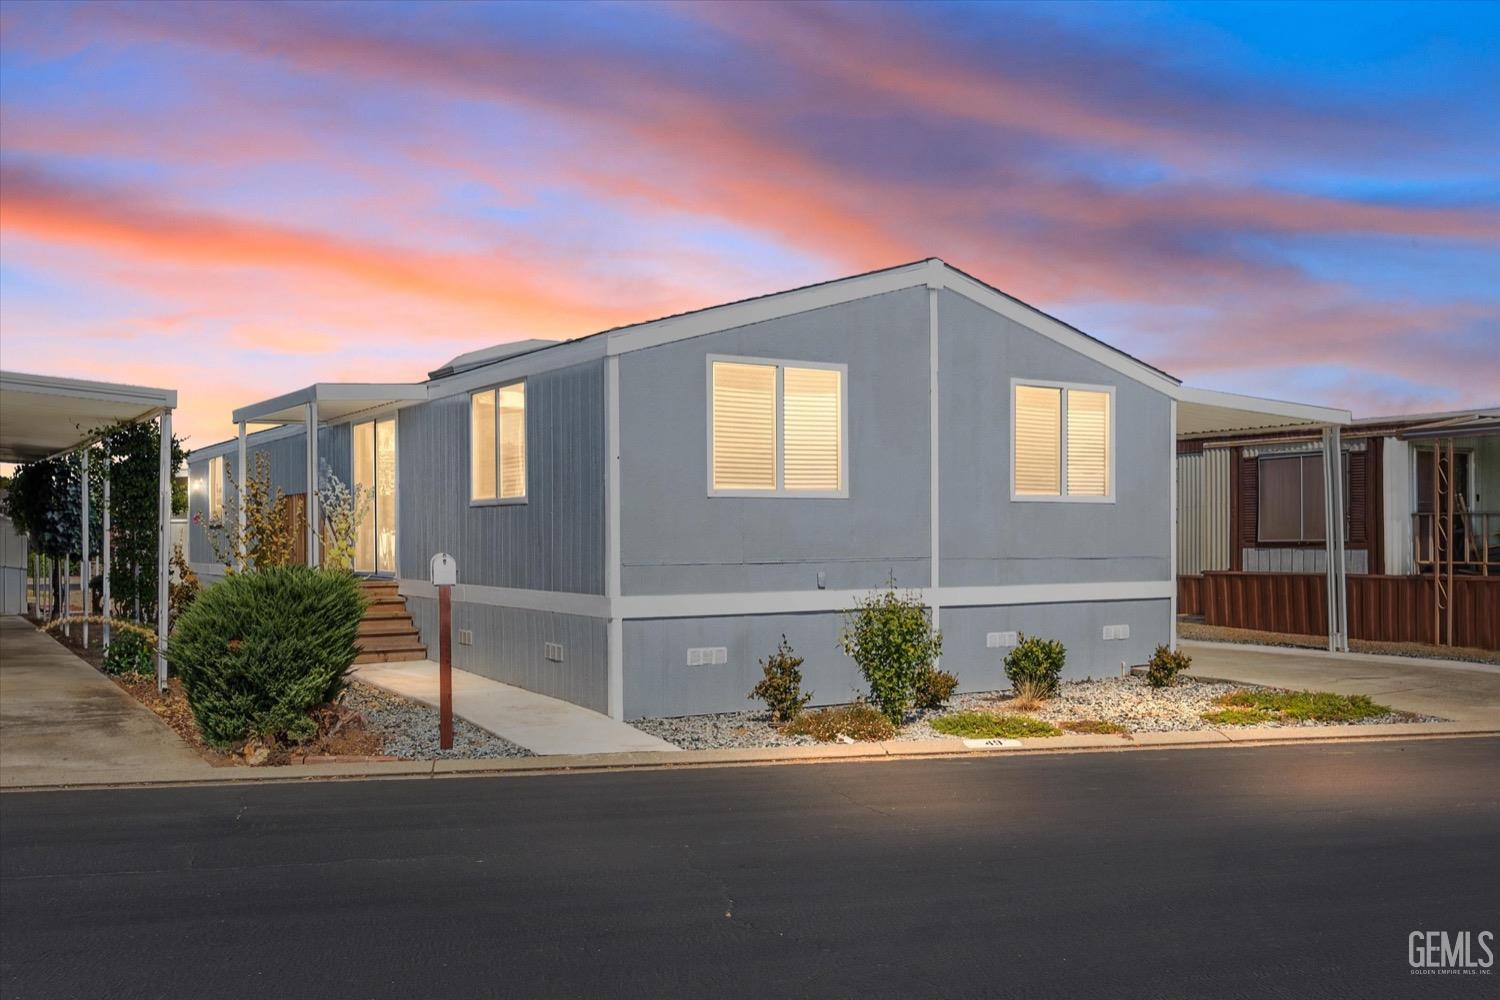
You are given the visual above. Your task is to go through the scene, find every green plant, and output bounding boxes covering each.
[316,463,371,572]
[1060,719,1129,735]
[1201,707,1273,726]
[1211,689,1390,723]
[1003,633,1066,697]
[912,666,959,711]
[930,712,1061,739]
[199,452,297,573]
[169,545,199,627]
[837,580,943,723]
[748,635,813,721]
[782,703,897,742]
[102,627,156,676]
[1145,644,1191,688]
[168,567,366,747]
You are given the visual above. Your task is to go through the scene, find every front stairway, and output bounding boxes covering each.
[355,578,428,665]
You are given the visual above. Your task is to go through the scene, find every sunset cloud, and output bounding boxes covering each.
[1,0,1496,445]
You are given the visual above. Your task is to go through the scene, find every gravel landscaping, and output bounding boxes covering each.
[344,681,534,760]
[631,675,1443,749]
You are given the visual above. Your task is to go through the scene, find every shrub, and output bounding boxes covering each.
[1212,689,1390,723]
[912,666,958,711]
[102,627,155,676]
[168,567,366,747]
[930,712,1061,739]
[838,581,943,723]
[749,635,813,721]
[1003,633,1066,697]
[782,703,896,742]
[1060,719,1129,735]
[1145,644,1191,688]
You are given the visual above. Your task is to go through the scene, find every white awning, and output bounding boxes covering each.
[1173,385,1350,437]
[232,383,428,425]
[0,370,177,463]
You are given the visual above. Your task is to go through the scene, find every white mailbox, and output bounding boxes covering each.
[429,553,458,587]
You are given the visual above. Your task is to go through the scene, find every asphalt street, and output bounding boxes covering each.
[2,739,1497,999]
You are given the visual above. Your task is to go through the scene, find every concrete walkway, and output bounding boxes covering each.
[0,616,213,788]
[1181,639,1500,726]
[353,660,681,756]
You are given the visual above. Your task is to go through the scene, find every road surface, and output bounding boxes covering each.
[3,739,1497,999]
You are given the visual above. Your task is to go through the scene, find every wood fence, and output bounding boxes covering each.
[1183,571,1500,651]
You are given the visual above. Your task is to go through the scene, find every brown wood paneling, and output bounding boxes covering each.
[1176,575,1205,617]
[1201,571,1500,651]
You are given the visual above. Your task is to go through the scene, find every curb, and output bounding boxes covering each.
[3,722,1496,792]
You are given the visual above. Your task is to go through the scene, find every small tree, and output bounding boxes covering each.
[1145,645,1191,688]
[199,452,296,573]
[838,580,943,724]
[749,635,813,722]
[316,463,369,573]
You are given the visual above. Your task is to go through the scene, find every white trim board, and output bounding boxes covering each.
[398,579,611,619]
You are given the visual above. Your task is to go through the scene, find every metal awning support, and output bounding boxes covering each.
[236,421,247,571]
[102,472,111,649]
[81,448,90,649]
[305,400,320,568]
[157,408,173,690]
[1321,426,1349,652]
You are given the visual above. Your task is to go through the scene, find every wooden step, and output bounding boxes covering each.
[364,593,406,607]
[360,580,399,594]
[362,604,414,620]
[358,634,431,653]
[354,647,429,665]
[358,618,420,637]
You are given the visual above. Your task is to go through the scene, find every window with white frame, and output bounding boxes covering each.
[1012,381,1113,500]
[709,358,845,495]
[207,455,225,519]
[470,381,526,502]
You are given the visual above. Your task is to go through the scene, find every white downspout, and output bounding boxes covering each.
[157,408,172,691]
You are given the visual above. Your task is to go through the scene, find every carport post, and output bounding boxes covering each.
[156,409,172,691]
[81,448,90,649]
[102,472,111,648]
[1321,426,1348,652]
[236,421,247,571]
[305,400,319,567]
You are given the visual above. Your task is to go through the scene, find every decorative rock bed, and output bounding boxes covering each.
[344,682,534,760]
[631,675,1441,750]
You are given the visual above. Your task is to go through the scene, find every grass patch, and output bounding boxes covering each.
[1060,719,1129,735]
[781,703,896,742]
[1201,707,1275,726]
[930,712,1061,739]
[1212,689,1391,723]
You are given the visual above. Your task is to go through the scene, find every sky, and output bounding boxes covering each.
[1,0,1497,450]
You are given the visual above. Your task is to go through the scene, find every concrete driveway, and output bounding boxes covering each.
[0,616,211,788]
[1182,639,1500,727]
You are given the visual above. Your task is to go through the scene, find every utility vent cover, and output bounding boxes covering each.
[1103,624,1130,641]
[986,631,1019,649]
[544,642,565,663]
[458,629,474,646]
[687,646,728,666]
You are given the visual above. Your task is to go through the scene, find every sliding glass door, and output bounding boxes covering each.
[353,417,397,575]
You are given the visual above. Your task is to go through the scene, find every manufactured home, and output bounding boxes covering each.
[1177,408,1500,650]
[187,259,1349,719]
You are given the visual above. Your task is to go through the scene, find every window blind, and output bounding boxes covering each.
[470,389,497,501]
[1065,389,1110,497]
[498,382,526,499]
[712,361,777,491]
[782,366,842,491]
[1014,385,1061,495]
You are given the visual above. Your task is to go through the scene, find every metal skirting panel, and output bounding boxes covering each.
[622,598,1171,719]
[1176,449,1230,576]
[406,595,609,714]
[1241,547,1368,574]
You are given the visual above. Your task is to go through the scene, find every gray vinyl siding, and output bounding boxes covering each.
[185,456,215,565]
[621,598,1168,719]
[618,287,932,596]
[936,289,1172,587]
[397,360,606,593]
[407,595,608,713]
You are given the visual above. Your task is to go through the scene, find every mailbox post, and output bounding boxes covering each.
[430,553,457,750]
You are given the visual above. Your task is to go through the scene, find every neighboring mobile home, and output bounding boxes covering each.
[1177,408,1500,650]
[187,259,1348,719]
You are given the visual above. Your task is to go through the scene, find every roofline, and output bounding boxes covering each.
[1,369,177,410]
[1173,384,1351,429]
[232,382,428,425]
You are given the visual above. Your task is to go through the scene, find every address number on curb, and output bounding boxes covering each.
[962,738,1023,749]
